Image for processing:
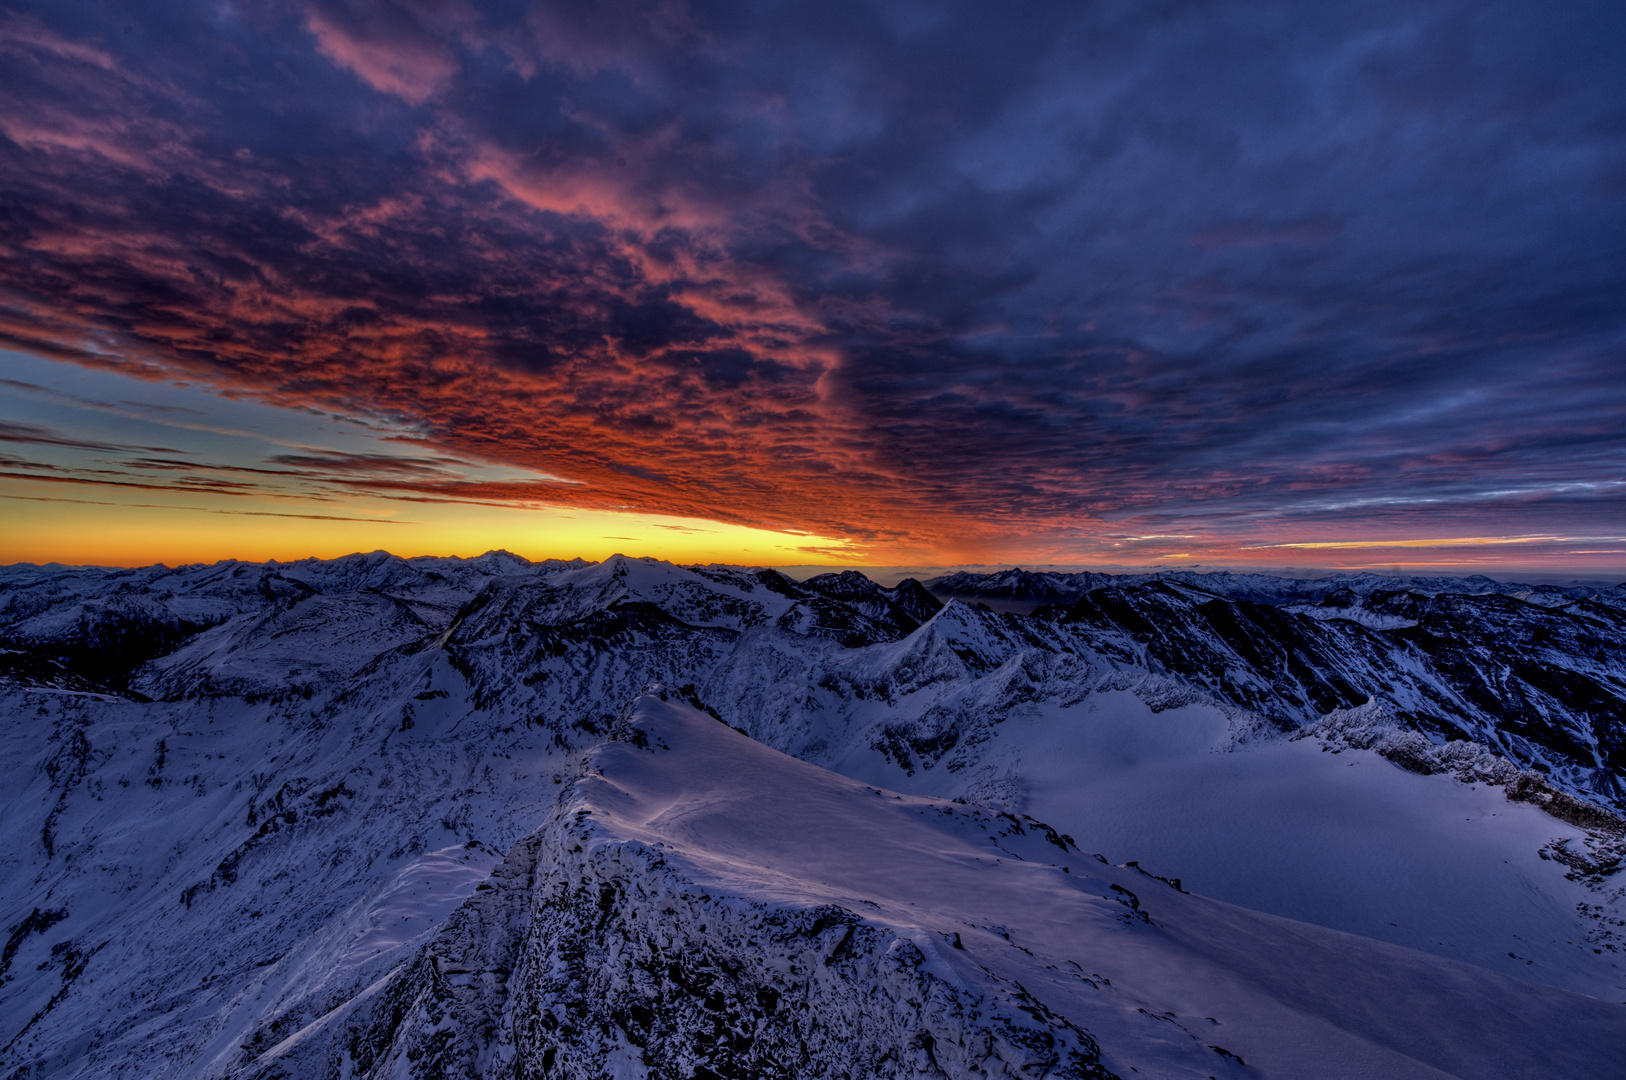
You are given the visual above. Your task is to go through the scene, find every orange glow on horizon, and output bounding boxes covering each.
[1,345,1621,579]
[0,485,875,569]
[6,471,1624,583]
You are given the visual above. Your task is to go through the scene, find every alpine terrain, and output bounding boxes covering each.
[1,552,1623,1079]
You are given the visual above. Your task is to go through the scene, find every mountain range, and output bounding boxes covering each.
[1,553,1623,1078]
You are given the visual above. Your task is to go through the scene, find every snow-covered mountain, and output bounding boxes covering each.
[926,567,1626,611]
[1,553,1623,1078]
[250,697,1626,1080]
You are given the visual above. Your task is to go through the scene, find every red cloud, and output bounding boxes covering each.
[2,7,1622,572]
[304,6,460,106]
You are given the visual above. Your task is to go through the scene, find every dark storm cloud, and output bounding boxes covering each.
[0,0,1621,554]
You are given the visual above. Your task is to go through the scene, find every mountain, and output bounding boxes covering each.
[925,567,1626,610]
[1,554,1624,1077]
[1045,580,1626,801]
[249,696,1626,1080]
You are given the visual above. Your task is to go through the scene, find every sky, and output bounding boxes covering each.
[1,1,1622,576]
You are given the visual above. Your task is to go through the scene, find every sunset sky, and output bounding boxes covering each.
[2,1,1622,577]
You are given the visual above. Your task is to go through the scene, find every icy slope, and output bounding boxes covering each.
[251,697,1626,1080]
[832,690,1624,998]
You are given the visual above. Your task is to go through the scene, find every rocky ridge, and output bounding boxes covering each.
[233,697,1626,1080]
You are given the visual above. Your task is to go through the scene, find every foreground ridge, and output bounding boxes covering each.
[244,696,1626,1080]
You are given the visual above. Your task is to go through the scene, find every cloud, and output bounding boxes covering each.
[303,2,463,106]
[0,2,1621,564]
[0,452,560,512]
[0,492,410,523]
[1189,217,1345,250]
[0,420,181,454]
[0,470,263,496]
[265,451,480,477]
[1252,535,1626,550]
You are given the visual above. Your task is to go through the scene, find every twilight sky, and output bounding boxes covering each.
[1,1,1623,574]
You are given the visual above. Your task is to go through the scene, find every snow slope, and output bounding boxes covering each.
[249,697,1626,1080]
[832,690,1622,997]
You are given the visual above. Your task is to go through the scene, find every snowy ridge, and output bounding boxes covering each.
[8,552,1617,803]
[927,567,1626,610]
[238,698,1626,1080]
[1044,581,1626,802]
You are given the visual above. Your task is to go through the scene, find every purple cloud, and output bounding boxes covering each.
[0,1,1620,563]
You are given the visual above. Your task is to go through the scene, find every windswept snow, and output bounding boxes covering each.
[835,689,1621,996]
[249,698,1626,1080]
[335,843,501,966]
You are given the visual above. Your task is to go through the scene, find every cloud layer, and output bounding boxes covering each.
[2,1,1622,564]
